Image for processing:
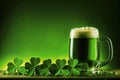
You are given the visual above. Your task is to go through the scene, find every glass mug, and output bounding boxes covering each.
[69,27,113,69]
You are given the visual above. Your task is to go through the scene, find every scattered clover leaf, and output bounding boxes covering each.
[63,65,72,71]
[60,69,70,76]
[35,64,50,76]
[55,59,68,76]
[49,64,59,75]
[56,59,66,69]
[14,58,23,67]
[7,62,16,75]
[17,66,28,75]
[25,57,40,76]
[72,68,80,76]
[43,59,52,67]
[38,68,50,76]
[77,63,89,71]
[7,58,27,75]
[68,59,80,76]
[35,59,52,76]
[30,57,40,66]
[68,59,78,68]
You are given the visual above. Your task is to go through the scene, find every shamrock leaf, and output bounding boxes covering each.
[17,66,28,75]
[35,65,40,75]
[77,63,89,71]
[35,64,50,76]
[63,65,72,71]
[68,59,78,68]
[56,59,66,69]
[27,67,35,76]
[7,62,16,74]
[49,64,59,75]
[71,68,80,76]
[41,69,50,76]
[68,59,80,76]
[14,58,23,67]
[25,57,40,76]
[37,68,50,76]
[35,59,51,76]
[7,58,27,75]
[30,57,40,66]
[55,59,66,76]
[43,59,52,67]
[25,62,32,69]
[60,69,70,76]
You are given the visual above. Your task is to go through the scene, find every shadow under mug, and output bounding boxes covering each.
[69,28,113,69]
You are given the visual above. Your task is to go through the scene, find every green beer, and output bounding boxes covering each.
[69,27,99,67]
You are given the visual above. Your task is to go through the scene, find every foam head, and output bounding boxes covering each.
[70,27,99,38]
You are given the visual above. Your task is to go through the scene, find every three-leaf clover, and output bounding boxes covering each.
[35,59,51,76]
[68,59,80,76]
[49,63,59,75]
[55,59,70,76]
[7,58,27,75]
[25,57,40,76]
[49,59,70,76]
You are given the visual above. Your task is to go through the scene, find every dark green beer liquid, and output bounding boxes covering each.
[69,38,99,67]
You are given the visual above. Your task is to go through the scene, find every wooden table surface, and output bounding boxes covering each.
[0,69,120,79]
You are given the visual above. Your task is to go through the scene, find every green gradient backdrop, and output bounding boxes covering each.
[0,0,119,69]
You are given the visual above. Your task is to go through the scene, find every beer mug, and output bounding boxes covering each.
[69,27,113,68]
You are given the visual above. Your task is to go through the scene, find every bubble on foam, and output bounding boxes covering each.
[70,27,99,38]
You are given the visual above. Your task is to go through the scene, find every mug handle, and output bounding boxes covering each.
[96,37,113,69]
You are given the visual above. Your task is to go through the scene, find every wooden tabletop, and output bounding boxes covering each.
[0,69,120,79]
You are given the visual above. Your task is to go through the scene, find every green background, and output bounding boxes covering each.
[0,0,119,69]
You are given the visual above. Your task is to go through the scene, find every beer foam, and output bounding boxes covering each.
[70,27,99,38]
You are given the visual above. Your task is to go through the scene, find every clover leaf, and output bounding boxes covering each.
[56,59,66,69]
[68,59,78,68]
[30,57,40,66]
[68,59,80,76]
[77,63,89,71]
[60,69,70,76]
[35,64,50,76]
[38,68,50,76]
[55,59,67,76]
[25,57,40,76]
[49,64,59,75]
[14,58,23,67]
[72,68,80,76]
[7,62,16,74]
[7,58,27,75]
[35,59,52,76]
[17,66,28,75]
[43,59,52,67]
